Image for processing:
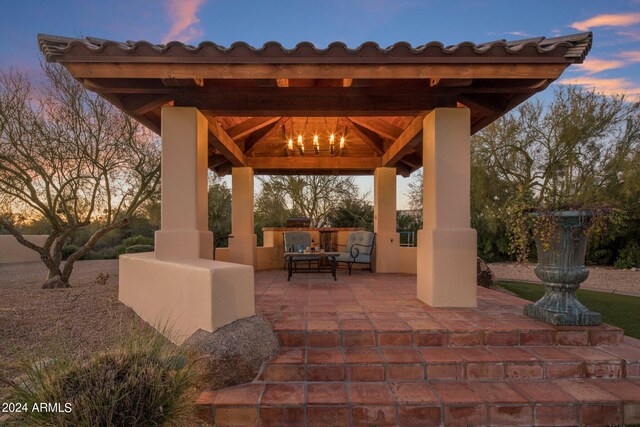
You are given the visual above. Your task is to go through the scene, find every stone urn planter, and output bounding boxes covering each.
[524,211,601,326]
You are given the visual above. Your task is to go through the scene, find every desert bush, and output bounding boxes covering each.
[5,330,197,426]
[614,242,640,269]
[61,244,79,260]
[125,244,154,254]
[122,235,154,248]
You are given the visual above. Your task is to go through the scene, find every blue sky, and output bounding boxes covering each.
[1,0,639,208]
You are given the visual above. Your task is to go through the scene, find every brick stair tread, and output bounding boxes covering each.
[196,378,640,426]
[259,345,640,382]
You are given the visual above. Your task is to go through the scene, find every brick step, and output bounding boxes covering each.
[259,346,640,383]
[195,378,640,426]
[275,324,625,348]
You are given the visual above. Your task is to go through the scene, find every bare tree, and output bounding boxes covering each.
[256,175,363,227]
[0,65,160,288]
[473,86,637,205]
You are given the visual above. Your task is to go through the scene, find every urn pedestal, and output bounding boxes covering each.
[524,211,601,326]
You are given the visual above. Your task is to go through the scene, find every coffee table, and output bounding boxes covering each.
[284,251,340,281]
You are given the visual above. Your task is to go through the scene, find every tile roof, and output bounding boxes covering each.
[38,32,591,64]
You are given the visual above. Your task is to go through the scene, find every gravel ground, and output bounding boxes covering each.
[0,260,209,426]
[490,262,640,296]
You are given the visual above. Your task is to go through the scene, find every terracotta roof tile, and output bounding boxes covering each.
[38,32,592,64]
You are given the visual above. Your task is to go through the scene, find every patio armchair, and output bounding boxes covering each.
[283,231,320,269]
[335,231,375,275]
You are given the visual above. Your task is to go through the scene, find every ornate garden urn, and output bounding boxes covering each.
[524,211,601,325]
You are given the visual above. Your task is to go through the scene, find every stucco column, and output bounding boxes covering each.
[374,167,400,272]
[228,167,257,266]
[417,108,477,307]
[155,107,213,260]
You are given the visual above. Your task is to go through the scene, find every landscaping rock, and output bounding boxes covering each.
[183,315,278,390]
[477,257,497,289]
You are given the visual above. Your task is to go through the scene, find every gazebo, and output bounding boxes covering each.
[39,32,592,341]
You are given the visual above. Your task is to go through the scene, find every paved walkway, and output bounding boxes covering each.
[490,262,640,297]
[196,270,640,426]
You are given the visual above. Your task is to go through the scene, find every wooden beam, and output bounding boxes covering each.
[161,78,204,87]
[245,117,289,154]
[348,117,404,140]
[470,79,554,134]
[276,78,289,87]
[458,95,505,116]
[81,78,173,94]
[120,93,174,114]
[64,63,569,80]
[431,78,474,87]
[207,118,247,166]
[246,156,381,171]
[175,88,455,116]
[381,116,424,166]
[341,118,384,155]
[208,154,228,169]
[400,153,422,168]
[225,116,282,140]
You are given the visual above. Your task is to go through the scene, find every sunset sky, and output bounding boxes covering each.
[1,0,638,207]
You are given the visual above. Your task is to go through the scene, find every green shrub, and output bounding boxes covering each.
[61,244,78,260]
[122,235,154,248]
[96,247,117,259]
[614,242,640,269]
[115,244,127,255]
[6,330,197,427]
[125,244,154,254]
[79,251,101,260]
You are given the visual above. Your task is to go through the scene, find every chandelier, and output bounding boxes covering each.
[286,118,346,156]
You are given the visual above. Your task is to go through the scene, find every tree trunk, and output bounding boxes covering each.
[42,275,70,289]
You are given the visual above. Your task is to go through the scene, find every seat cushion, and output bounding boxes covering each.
[345,231,374,255]
[335,252,370,263]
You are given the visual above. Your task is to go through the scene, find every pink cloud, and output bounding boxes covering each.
[571,12,640,31]
[162,0,205,44]
[559,76,640,100]
[573,58,626,74]
[618,50,640,62]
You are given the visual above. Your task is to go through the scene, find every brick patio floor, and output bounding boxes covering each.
[196,270,640,426]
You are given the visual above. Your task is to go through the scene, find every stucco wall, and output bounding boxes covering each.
[0,235,47,264]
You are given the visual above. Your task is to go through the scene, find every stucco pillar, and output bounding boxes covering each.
[417,108,477,307]
[155,107,213,260]
[374,167,400,272]
[228,167,257,266]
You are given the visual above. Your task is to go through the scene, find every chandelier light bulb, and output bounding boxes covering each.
[287,138,293,151]
[297,134,303,146]
[329,133,335,144]
[340,136,345,149]
[313,134,319,146]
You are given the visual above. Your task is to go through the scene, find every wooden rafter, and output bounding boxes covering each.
[381,116,424,166]
[458,95,505,117]
[207,118,247,166]
[245,117,289,155]
[348,117,404,140]
[225,116,282,140]
[341,118,384,155]
[120,93,174,115]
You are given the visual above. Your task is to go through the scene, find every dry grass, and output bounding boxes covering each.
[0,260,210,426]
